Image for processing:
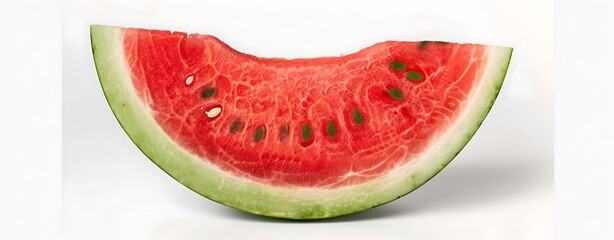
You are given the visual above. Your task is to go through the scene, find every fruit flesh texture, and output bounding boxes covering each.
[124,29,488,188]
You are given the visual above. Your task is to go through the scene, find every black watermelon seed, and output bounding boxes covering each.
[352,109,364,126]
[327,120,337,138]
[405,71,423,81]
[202,87,217,99]
[229,119,243,133]
[388,88,405,100]
[279,125,289,141]
[254,126,265,143]
[389,61,406,71]
[302,124,312,142]
[418,41,430,50]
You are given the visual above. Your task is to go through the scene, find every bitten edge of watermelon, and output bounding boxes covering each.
[90,25,512,219]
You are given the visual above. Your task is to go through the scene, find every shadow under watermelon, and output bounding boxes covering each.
[219,158,549,222]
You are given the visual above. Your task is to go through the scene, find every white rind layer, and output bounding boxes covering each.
[91,25,512,219]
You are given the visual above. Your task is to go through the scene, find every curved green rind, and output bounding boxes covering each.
[90,25,512,220]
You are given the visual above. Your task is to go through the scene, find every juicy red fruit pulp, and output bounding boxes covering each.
[123,29,489,188]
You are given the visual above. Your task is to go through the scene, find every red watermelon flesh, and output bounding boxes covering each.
[91,25,512,219]
[125,29,485,188]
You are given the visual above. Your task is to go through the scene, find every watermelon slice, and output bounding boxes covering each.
[90,25,512,219]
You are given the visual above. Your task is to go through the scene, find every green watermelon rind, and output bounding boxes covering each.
[90,25,512,219]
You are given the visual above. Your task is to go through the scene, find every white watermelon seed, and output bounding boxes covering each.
[185,75,194,85]
[206,106,222,118]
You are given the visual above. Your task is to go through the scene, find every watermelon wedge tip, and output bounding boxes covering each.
[90,25,512,219]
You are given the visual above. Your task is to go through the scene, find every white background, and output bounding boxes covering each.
[62,0,553,239]
[556,0,614,239]
[1,0,613,239]
[0,1,62,240]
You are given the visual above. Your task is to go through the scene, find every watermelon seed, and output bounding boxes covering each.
[405,71,423,81]
[302,124,312,142]
[352,109,364,126]
[202,87,217,99]
[418,41,429,50]
[206,107,222,118]
[388,88,404,100]
[327,120,337,138]
[185,75,194,85]
[389,61,406,71]
[254,126,265,143]
[279,125,289,141]
[229,119,243,133]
